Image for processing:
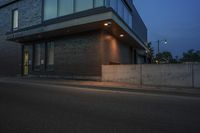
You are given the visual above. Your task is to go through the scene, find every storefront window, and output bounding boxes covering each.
[46,42,54,70]
[34,44,41,70]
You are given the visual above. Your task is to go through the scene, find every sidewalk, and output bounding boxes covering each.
[0,77,200,97]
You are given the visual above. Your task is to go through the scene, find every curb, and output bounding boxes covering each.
[52,83,200,97]
[0,78,200,97]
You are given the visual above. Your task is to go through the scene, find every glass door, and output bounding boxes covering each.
[23,50,29,76]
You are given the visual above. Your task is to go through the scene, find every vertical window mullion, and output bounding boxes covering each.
[73,0,75,13]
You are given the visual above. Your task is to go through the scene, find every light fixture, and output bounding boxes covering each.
[164,40,168,44]
[104,23,109,26]
[104,22,112,27]
[120,34,124,38]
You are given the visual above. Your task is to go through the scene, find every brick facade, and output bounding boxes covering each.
[0,0,42,76]
[0,0,147,78]
[22,30,136,78]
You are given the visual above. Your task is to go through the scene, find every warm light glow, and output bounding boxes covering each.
[104,22,111,27]
[120,34,124,37]
[104,23,109,26]
[156,60,159,64]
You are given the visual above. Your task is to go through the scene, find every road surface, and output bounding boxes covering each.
[0,81,200,133]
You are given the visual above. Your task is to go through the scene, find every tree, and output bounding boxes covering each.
[146,42,154,63]
[147,42,154,56]
[156,51,173,64]
[181,49,200,62]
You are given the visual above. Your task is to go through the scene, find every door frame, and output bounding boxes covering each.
[23,48,29,76]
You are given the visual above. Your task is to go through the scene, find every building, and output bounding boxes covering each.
[0,0,148,80]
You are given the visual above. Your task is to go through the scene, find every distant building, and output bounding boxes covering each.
[0,0,148,79]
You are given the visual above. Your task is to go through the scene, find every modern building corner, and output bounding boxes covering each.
[0,0,148,79]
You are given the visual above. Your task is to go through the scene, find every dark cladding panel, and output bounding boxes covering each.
[0,0,18,7]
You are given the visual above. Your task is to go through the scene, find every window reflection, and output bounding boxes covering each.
[12,9,18,30]
[43,0,133,29]
[44,0,105,20]
[58,0,74,16]
[75,0,93,12]
[34,44,41,70]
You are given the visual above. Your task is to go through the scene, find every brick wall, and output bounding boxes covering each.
[0,38,21,76]
[24,30,135,78]
[101,32,133,65]
[26,31,103,78]
[0,0,42,76]
[54,31,102,77]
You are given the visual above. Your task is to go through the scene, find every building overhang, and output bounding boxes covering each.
[6,8,147,50]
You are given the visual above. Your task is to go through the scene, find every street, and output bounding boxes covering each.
[0,81,200,133]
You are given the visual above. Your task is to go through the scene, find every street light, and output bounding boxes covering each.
[157,40,167,54]
[157,39,167,63]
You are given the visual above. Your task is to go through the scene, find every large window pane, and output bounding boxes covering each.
[110,0,117,12]
[46,42,54,67]
[12,9,18,29]
[75,0,93,12]
[124,8,129,25]
[94,0,104,7]
[34,44,41,70]
[59,0,74,16]
[44,0,57,20]
[117,0,123,18]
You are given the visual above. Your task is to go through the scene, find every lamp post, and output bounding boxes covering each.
[157,40,167,54]
[157,39,167,63]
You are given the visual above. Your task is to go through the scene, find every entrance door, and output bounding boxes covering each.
[23,50,29,76]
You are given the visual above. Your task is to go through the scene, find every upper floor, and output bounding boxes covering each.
[0,0,147,46]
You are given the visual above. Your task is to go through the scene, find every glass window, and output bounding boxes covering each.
[46,42,54,68]
[128,14,132,28]
[44,0,57,20]
[75,0,93,12]
[58,0,74,16]
[110,0,117,12]
[117,0,124,18]
[94,0,104,7]
[34,44,41,70]
[12,9,18,29]
[124,8,129,24]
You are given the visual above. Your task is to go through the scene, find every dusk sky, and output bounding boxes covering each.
[133,0,200,58]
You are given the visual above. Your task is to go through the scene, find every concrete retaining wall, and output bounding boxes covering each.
[194,65,200,88]
[102,64,200,88]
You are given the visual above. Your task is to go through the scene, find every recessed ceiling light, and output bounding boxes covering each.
[120,34,124,37]
[104,22,112,26]
[104,23,109,26]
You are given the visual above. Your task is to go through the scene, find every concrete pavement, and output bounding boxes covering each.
[0,79,200,133]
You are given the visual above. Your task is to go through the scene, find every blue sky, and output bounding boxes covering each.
[133,0,200,57]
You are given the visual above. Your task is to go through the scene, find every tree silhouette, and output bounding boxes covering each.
[181,49,200,62]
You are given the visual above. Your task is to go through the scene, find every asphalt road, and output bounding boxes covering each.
[0,81,200,133]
